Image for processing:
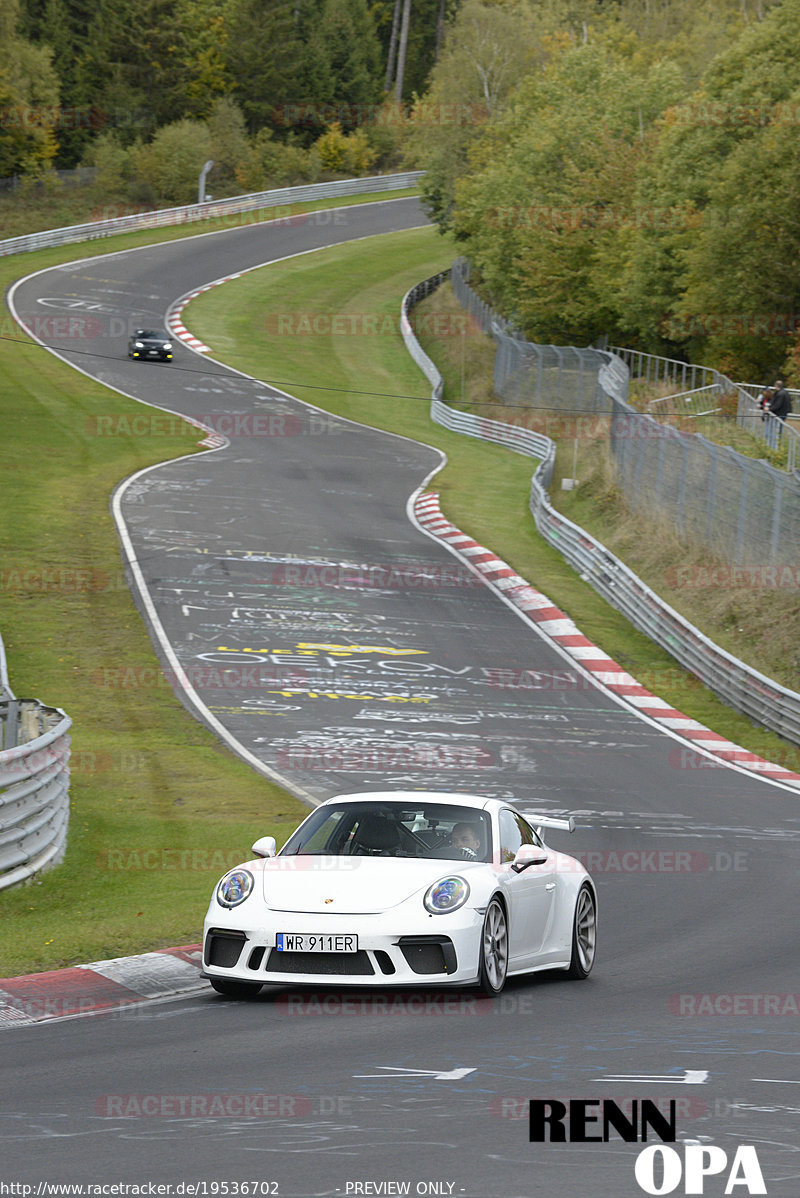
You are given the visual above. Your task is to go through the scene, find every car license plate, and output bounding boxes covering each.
[276,933,358,953]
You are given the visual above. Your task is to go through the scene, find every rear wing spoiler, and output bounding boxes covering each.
[531,815,575,835]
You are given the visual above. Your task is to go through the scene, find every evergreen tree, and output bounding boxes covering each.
[225,0,323,133]
[0,0,60,176]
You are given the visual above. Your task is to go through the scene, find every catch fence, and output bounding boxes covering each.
[450,259,800,567]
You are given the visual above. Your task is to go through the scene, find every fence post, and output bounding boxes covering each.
[769,477,785,568]
[735,460,749,565]
[705,453,718,548]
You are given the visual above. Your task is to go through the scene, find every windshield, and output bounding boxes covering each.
[281,801,492,863]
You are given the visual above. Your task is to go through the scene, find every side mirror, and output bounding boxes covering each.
[251,835,277,858]
[511,843,548,874]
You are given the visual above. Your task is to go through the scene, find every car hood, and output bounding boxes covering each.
[258,855,481,914]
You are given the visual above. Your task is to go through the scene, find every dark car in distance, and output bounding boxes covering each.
[128,329,173,361]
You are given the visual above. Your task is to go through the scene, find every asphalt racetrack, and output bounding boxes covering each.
[3,197,800,1197]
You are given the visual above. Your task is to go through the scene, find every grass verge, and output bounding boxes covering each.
[0,191,419,976]
[185,234,800,780]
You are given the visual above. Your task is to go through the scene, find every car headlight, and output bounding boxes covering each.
[424,875,470,914]
[163,342,172,350]
[216,869,254,908]
[134,340,144,348]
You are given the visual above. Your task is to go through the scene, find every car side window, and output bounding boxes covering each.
[514,813,542,847]
[499,809,524,864]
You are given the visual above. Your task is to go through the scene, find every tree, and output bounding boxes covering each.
[132,117,213,204]
[69,0,193,142]
[620,0,800,364]
[225,0,320,132]
[378,0,454,100]
[450,37,685,344]
[404,0,578,228]
[177,0,230,119]
[394,0,412,101]
[0,0,60,176]
[679,108,800,378]
[309,0,383,128]
[384,0,402,89]
[207,97,250,183]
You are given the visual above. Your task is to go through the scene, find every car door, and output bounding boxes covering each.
[499,808,556,967]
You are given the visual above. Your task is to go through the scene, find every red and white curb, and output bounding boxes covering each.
[414,491,800,789]
[0,944,204,1027]
[167,275,247,354]
[166,278,251,447]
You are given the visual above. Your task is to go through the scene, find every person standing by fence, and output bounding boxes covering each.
[768,380,792,446]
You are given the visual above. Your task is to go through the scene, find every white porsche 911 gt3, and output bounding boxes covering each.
[202,790,597,998]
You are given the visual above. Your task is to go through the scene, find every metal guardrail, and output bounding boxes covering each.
[614,346,800,474]
[400,273,555,468]
[0,630,72,891]
[401,271,800,752]
[0,171,425,258]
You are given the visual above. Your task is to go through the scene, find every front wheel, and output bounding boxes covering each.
[566,884,596,979]
[478,898,508,995]
[209,977,263,999]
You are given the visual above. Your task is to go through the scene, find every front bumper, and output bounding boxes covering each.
[202,908,484,988]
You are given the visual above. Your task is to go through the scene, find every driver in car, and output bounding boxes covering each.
[450,822,481,860]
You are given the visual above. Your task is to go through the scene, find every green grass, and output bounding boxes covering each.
[186,232,800,778]
[0,191,421,977]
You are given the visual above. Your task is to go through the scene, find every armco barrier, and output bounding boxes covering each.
[402,272,800,751]
[0,704,71,891]
[0,632,71,891]
[0,171,424,258]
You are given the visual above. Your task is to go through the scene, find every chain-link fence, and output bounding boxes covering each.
[613,347,800,472]
[404,272,800,757]
[450,258,800,567]
[452,259,609,415]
